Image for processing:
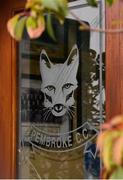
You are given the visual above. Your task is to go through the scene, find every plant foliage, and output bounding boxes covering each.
[97,115,123,179]
[7,0,68,40]
[87,0,115,6]
[7,0,116,41]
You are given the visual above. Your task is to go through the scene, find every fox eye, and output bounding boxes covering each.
[45,85,55,91]
[63,83,73,90]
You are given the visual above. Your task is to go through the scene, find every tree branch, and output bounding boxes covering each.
[70,11,123,34]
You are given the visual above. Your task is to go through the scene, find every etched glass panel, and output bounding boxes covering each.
[18,1,105,179]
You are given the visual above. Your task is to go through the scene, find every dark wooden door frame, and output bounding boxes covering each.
[0,0,123,178]
[106,0,123,120]
[0,0,26,178]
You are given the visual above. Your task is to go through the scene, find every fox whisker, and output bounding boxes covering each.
[68,106,75,113]
[70,109,75,115]
[45,111,51,122]
[71,105,76,109]
[69,110,74,119]
[43,109,50,121]
[67,111,71,119]
[67,109,73,119]
[41,107,48,111]
[70,110,75,116]
[39,107,47,113]
[43,109,49,116]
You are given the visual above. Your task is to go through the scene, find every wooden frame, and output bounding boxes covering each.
[106,0,123,120]
[0,1,26,178]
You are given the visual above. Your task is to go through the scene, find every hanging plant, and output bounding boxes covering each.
[7,0,116,41]
[7,0,68,40]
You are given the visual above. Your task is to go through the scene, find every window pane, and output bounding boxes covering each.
[18,1,105,179]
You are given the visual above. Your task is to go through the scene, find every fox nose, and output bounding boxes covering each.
[54,104,64,113]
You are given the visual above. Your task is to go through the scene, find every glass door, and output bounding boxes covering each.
[18,0,105,178]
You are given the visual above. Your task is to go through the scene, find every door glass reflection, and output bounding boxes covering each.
[18,1,105,179]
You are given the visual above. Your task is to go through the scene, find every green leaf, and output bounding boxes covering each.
[46,14,56,40]
[14,16,27,41]
[38,15,45,27]
[26,16,45,39]
[57,0,68,16]
[7,14,21,38]
[102,131,119,171]
[87,0,98,7]
[113,135,123,165]
[26,16,37,29]
[25,0,43,9]
[42,0,59,11]
[106,0,114,6]
[109,167,123,179]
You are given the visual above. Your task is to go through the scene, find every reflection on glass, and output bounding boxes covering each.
[18,1,105,179]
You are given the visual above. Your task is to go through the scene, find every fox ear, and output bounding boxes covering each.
[40,49,52,69]
[67,44,79,66]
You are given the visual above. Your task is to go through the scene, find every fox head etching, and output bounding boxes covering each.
[40,44,79,117]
